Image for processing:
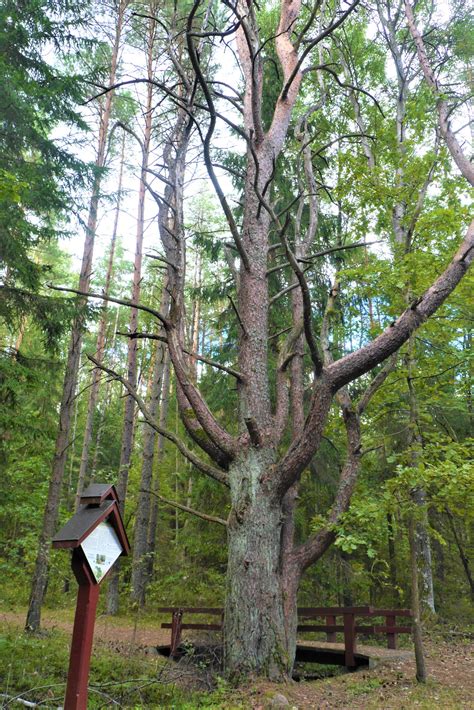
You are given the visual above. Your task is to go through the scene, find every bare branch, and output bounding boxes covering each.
[281,0,362,102]
[142,489,228,526]
[118,330,244,380]
[327,220,474,392]
[227,295,247,335]
[279,223,323,375]
[186,0,250,270]
[48,285,169,326]
[267,240,379,276]
[88,355,229,487]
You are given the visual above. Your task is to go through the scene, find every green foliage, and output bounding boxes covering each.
[0,0,93,333]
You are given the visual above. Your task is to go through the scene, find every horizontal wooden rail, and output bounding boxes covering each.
[157,607,222,615]
[162,622,222,631]
[298,606,373,615]
[297,624,412,633]
[374,625,412,634]
[369,609,412,617]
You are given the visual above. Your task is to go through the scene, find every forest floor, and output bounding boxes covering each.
[1,607,473,708]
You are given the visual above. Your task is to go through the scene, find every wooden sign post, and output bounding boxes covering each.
[52,484,130,710]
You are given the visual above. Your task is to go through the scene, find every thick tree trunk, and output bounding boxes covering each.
[224,449,295,680]
[25,2,127,631]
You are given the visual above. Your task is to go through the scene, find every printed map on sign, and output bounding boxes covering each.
[81,521,123,582]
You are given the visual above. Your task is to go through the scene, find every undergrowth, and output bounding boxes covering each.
[0,627,244,708]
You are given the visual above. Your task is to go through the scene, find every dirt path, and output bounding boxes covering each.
[0,609,170,651]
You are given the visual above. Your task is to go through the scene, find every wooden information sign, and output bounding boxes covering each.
[52,484,130,710]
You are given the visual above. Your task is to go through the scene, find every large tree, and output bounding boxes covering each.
[68,0,473,679]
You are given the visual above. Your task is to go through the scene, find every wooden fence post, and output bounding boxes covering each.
[386,613,397,649]
[326,614,337,642]
[343,612,356,668]
[170,609,183,657]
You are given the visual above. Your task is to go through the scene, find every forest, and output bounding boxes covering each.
[0,0,473,707]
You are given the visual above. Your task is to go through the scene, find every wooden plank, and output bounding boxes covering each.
[374,625,412,634]
[297,625,344,633]
[298,625,376,633]
[298,606,372,615]
[355,625,376,632]
[157,607,223,615]
[369,608,412,617]
[162,623,222,631]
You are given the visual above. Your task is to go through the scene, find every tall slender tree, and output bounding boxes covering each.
[106,4,159,613]
[75,130,126,508]
[26,0,130,631]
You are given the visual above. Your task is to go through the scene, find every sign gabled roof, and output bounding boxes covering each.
[52,499,130,554]
[80,483,118,506]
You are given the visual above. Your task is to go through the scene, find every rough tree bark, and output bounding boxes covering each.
[25,0,128,631]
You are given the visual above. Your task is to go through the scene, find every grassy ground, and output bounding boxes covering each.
[1,607,473,708]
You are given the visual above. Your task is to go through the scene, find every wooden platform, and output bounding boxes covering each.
[295,640,414,669]
[156,640,413,670]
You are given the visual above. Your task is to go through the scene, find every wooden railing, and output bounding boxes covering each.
[297,606,412,667]
[158,605,413,668]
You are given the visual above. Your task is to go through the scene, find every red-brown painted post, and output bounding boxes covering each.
[326,614,337,642]
[343,612,356,668]
[170,609,183,657]
[386,613,397,649]
[64,554,100,710]
[52,485,130,710]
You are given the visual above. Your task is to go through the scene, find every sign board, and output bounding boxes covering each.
[52,484,130,710]
[81,521,123,583]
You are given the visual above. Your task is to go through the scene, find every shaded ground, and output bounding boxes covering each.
[244,637,474,709]
[1,608,473,708]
